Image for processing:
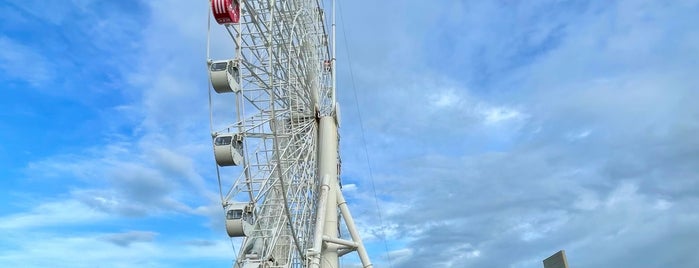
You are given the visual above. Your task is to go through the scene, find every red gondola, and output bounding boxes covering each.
[211,0,240,24]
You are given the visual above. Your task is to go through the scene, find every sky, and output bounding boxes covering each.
[1,0,698,267]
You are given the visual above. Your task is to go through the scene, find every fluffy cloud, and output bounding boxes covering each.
[1,1,230,267]
[336,0,699,267]
[3,0,698,268]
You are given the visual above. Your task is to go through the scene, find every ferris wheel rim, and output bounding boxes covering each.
[206,0,339,266]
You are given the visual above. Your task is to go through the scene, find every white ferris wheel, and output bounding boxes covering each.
[205,1,372,267]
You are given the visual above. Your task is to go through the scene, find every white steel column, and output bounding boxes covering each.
[331,0,337,108]
[318,116,339,268]
[309,176,330,268]
[338,191,373,267]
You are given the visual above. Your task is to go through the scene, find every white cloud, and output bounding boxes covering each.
[466,249,481,259]
[430,89,461,108]
[652,199,672,210]
[0,37,53,87]
[387,248,413,263]
[0,231,233,268]
[0,200,109,230]
[1,1,235,266]
[573,190,601,211]
[342,183,357,192]
[566,129,592,141]
[479,105,526,125]
[24,139,213,217]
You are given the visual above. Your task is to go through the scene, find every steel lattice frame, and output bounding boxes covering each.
[211,0,333,267]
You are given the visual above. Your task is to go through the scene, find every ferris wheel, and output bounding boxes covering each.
[205,1,372,267]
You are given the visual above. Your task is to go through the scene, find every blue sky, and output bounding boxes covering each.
[2,0,699,267]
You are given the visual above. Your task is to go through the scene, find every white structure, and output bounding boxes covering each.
[225,202,253,237]
[209,59,241,93]
[206,1,371,267]
[213,133,244,166]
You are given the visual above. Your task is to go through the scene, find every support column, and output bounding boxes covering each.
[338,191,373,267]
[318,116,339,268]
[309,176,330,268]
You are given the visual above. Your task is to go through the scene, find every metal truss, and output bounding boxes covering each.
[209,0,333,267]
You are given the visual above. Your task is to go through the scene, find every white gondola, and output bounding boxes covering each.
[214,133,244,166]
[209,59,240,93]
[225,203,253,237]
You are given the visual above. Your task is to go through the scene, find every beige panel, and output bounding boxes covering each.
[543,250,569,268]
